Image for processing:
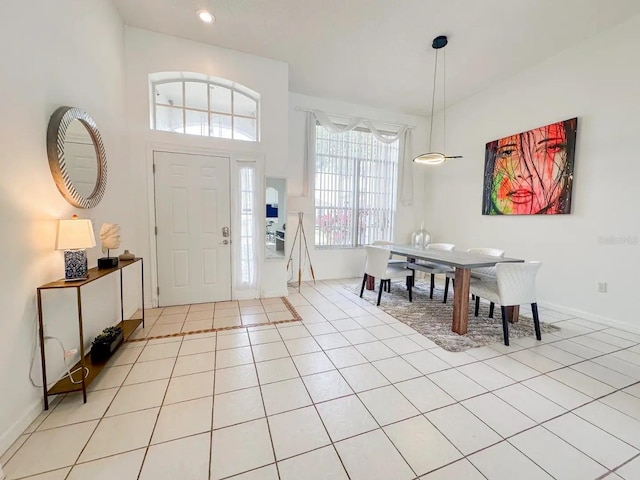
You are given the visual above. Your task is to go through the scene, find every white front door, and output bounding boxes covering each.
[154,151,231,306]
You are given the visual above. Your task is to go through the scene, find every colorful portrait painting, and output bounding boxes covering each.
[482,118,578,215]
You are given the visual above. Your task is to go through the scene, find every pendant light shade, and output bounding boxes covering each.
[413,152,446,165]
[413,35,462,165]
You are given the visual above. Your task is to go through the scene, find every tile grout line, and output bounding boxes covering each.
[246,318,282,480]
[314,283,580,477]
[25,336,640,476]
[53,337,179,479]
[308,280,640,477]
[8,286,640,479]
[278,321,354,480]
[303,282,494,479]
[595,451,640,479]
[133,334,184,480]
[59,347,142,480]
[207,326,217,480]
[291,297,431,478]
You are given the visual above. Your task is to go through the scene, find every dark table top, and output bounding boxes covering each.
[380,245,523,269]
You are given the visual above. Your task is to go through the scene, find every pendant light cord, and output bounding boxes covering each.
[443,47,446,155]
[428,48,439,152]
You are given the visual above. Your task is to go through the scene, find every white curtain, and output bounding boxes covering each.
[235,161,260,294]
[304,110,413,206]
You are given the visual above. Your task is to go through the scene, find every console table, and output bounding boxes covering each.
[37,258,144,409]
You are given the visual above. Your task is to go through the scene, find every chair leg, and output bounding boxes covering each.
[377,280,384,306]
[500,306,510,346]
[443,277,450,304]
[360,274,367,298]
[474,296,480,317]
[489,302,495,318]
[407,276,413,302]
[430,273,435,299]
[532,303,542,340]
[387,280,391,292]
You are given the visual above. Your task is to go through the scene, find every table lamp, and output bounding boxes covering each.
[56,215,96,281]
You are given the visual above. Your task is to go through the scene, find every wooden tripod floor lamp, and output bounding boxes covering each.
[286,197,316,291]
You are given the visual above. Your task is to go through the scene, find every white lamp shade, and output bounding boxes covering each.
[56,218,96,250]
[287,196,310,214]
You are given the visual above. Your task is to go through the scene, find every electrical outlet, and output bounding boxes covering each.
[597,282,607,293]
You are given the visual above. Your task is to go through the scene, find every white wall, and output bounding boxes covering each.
[287,94,430,281]
[0,0,132,454]
[422,15,640,328]
[124,27,290,301]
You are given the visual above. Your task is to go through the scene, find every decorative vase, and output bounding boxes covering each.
[119,250,135,261]
[411,221,431,249]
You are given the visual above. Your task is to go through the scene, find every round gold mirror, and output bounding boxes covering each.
[46,106,107,208]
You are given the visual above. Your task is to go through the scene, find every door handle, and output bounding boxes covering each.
[222,227,230,237]
[221,239,229,245]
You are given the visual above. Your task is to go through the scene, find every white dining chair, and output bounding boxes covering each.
[372,240,406,267]
[360,246,413,306]
[469,261,542,346]
[406,243,455,300]
[443,247,505,307]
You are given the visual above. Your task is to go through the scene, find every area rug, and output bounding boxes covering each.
[344,280,559,352]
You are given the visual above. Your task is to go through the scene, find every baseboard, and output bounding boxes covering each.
[538,300,640,335]
[263,288,289,298]
[124,305,138,321]
[0,398,42,457]
[234,290,261,301]
[427,273,640,336]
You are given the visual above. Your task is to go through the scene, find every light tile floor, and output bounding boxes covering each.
[128,298,297,341]
[4,280,640,479]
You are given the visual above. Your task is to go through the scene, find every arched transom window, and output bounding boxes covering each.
[150,72,260,142]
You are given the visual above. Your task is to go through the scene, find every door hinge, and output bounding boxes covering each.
[155,226,158,235]
[152,163,156,174]
[157,286,160,295]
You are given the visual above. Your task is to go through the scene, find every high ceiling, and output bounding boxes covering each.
[114,0,640,116]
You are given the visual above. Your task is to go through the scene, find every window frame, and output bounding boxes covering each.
[313,123,400,249]
[150,78,260,141]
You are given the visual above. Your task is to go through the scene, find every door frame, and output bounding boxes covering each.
[145,141,264,308]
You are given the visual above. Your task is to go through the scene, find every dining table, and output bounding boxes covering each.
[377,245,524,335]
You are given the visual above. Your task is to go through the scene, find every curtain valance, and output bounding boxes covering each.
[304,110,414,206]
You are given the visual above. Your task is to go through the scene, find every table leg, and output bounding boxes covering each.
[366,275,375,290]
[37,289,49,410]
[141,258,145,328]
[505,305,520,324]
[452,267,471,334]
[77,287,87,404]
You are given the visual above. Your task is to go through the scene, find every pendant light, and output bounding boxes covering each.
[413,35,462,165]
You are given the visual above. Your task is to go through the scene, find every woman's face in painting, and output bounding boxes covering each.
[491,122,569,214]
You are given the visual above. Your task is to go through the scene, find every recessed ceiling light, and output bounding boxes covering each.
[197,9,215,23]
